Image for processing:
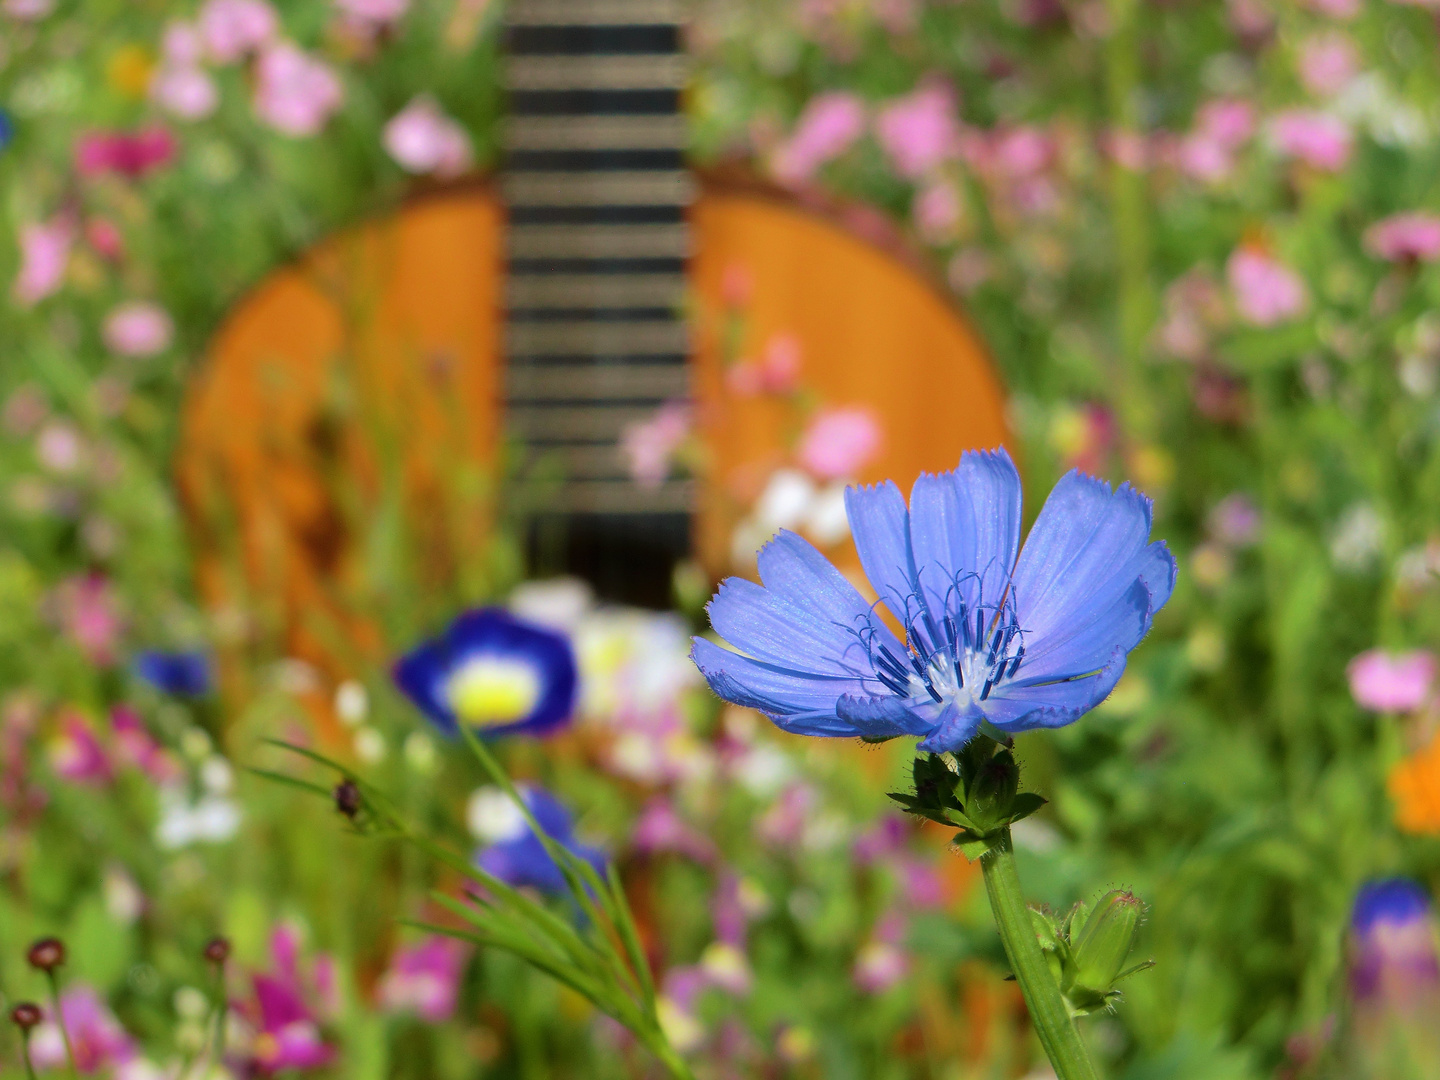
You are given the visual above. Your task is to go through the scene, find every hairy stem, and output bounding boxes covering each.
[981,830,1101,1080]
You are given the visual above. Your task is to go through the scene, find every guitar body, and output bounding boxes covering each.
[177,177,1009,676]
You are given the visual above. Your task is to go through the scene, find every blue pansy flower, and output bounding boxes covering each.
[394,608,577,738]
[1353,878,1433,936]
[134,650,213,696]
[693,448,1176,753]
[469,785,605,894]
[1350,877,1439,1001]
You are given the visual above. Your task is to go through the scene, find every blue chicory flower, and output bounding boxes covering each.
[393,608,578,738]
[1350,877,1440,1003]
[133,650,213,696]
[470,785,605,894]
[693,448,1176,753]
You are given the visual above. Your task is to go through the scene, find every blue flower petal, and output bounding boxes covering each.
[844,480,918,625]
[134,650,213,697]
[834,693,935,740]
[691,639,881,731]
[473,787,605,895]
[393,608,578,738]
[982,646,1130,733]
[915,703,985,753]
[706,531,889,677]
[908,449,1022,621]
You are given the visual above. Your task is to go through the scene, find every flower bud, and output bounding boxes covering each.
[203,936,231,965]
[334,779,362,820]
[26,936,65,972]
[966,749,1021,831]
[1070,890,1145,997]
[10,1002,42,1032]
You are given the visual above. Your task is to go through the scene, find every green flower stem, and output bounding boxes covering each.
[46,970,79,1080]
[981,829,1101,1080]
[20,1032,39,1080]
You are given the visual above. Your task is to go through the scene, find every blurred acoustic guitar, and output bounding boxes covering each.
[176,0,1009,680]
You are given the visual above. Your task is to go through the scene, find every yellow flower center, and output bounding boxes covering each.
[445,656,542,727]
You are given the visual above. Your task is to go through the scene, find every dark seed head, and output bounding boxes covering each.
[334,779,362,819]
[10,1002,42,1031]
[203,936,231,965]
[26,937,65,972]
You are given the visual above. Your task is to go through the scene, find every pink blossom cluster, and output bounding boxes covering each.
[75,128,176,179]
[1348,650,1436,714]
[621,402,692,489]
[382,96,473,177]
[1227,247,1307,326]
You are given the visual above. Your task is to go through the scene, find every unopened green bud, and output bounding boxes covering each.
[1070,889,1145,995]
[966,748,1021,831]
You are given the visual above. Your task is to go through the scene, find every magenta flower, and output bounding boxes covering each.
[253,42,343,137]
[240,925,338,1074]
[103,301,174,357]
[1196,99,1257,149]
[853,913,909,994]
[48,710,114,785]
[377,937,468,1023]
[383,97,473,177]
[55,573,124,667]
[1364,212,1440,264]
[13,216,74,306]
[111,707,183,784]
[631,798,718,864]
[1176,134,1236,184]
[1227,247,1307,326]
[152,65,219,121]
[1298,33,1358,97]
[797,406,882,480]
[1347,649,1436,713]
[29,987,136,1073]
[727,333,802,397]
[75,128,176,179]
[200,0,279,63]
[876,82,960,180]
[621,402,691,488]
[1269,110,1353,172]
[771,92,866,184]
[86,219,125,262]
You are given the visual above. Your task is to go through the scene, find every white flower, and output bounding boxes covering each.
[467,786,527,843]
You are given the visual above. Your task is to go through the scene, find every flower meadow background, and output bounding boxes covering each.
[6,0,1440,1078]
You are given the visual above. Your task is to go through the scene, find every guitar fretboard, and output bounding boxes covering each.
[503,0,692,516]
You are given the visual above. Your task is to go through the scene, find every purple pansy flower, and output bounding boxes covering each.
[692,448,1175,753]
[1351,878,1440,1004]
[394,609,578,738]
[470,785,605,894]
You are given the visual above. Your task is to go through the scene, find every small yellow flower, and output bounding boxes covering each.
[107,45,156,100]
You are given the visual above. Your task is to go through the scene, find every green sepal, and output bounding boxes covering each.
[952,834,994,861]
[1008,792,1048,824]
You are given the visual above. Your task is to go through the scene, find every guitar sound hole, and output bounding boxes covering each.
[526,512,689,609]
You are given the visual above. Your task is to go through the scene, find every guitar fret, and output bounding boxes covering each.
[507,0,684,26]
[506,54,686,91]
[507,320,689,356]
[532,479,694,514]
[511,404,671,440]
[508,363,689,401]
[508,273,686,308]
[508,223,689,259]
[504,171,694,207]
[505,115,686,151]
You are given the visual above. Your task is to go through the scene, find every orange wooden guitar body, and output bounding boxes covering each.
[177,178,1010,684]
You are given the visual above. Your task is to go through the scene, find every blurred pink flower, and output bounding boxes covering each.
[336,0,410,26]
[377,937,468,1023]
[200,0,279,63]
[1349,650,1436,713]
[1299,33,1358,97]
[13,217,74,306]
[1305,0,1360,16]
[729,333,803,397]
[1208,493,1262,547]
[383,97,473,177]
[1197,99,1257,148]
[161,20,205,66]
[48,711,113,785]
[239,925,338,1073]
[854,914,909,994]
[1270,110,1352,172]
[797,406,882,479]
[632,798,718,864]
[103,302,174,357]
[30,987,135,1072]
[37,420,84,473]
[2,0,54,18]
[1176,134,1235,184]
[112,707,183,784]
[86,218,125,262]
[1364,212,1440,264]
[1227,247,1307,326]
[991,125,1052,178]
[3,385,48,436]
[152,65,219,120]
[56,573,123,666]
[254,42,343,137]
[876,82,959,179]
[771,92,866,184]
[75,128,176,179]
[621,402,691,488]
[913,181,960,241]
